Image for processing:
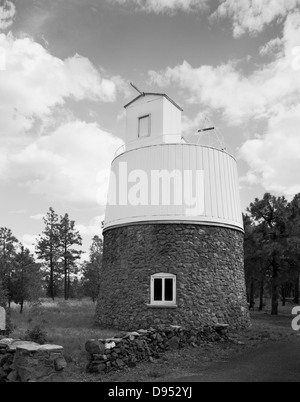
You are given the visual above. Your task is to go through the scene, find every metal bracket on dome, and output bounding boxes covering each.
[198,127,215,133]
[130,82,145,96]
[183,114,231,153]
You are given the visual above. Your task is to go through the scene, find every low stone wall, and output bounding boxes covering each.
[86,324,228,374]
[0,339,66,382]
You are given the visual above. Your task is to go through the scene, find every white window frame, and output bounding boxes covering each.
[150,273,176,306]
[138,114,151,138]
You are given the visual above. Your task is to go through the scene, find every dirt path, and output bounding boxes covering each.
[170,311,300,382]
[170,337,300,382]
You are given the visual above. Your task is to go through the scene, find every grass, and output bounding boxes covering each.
[9,298,119,368]
[6,297,299,382]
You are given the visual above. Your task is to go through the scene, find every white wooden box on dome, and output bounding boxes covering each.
[104,143,244,232]
[125,94,182,151]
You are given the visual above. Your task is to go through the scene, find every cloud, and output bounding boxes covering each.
[0,33,120,140]
[75,215,104,237]
[20,233,37,255]
[0,31,125,208]
[211,0,300,37]
[239,106,300,196]
[149,11,300,197]
[0,1,15,30]
[150,61,265,125]
[30,213,45,220]
[4,120,122,207]
[149,12,300,125]
[107,0,209,14]
[259,37,284,56]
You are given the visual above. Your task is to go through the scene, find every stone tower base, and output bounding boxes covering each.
[95,223,250,331]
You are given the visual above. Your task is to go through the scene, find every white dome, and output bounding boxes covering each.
[104,143,243,232]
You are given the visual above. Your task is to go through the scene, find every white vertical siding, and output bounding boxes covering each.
[104,143,243,231]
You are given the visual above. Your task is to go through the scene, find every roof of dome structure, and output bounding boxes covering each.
[124,92,184,112]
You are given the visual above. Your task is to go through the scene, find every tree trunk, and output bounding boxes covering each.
[20,298,24,314]
[64,258,67,300]
[20,261,24,314]
[49,253,54,300]
[281,284,286,306]
[294,277,299,305]
[250,281,255,305]
[67,267,70,300]
[271,262,278,315]
[259,279,264,311]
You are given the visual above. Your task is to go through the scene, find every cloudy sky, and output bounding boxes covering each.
[0,0,300,257]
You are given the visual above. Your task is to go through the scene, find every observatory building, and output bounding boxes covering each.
[96,92,250,330]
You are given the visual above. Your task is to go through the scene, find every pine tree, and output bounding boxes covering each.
[58,214,82,300]
[247,193,288,315]
[82,236,102,303]
[0,227,18,307]
[286,193,300,304]
[11,245,42,314]
[36,207,60,300]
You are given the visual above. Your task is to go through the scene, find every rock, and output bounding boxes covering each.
[0,354,11,366]
[0,367,6,379]
[168,336,180,349]
[105,341,116,349]
[6,370,17,382]
[85,340,105,355]
[156,333,163,343]
[54,357,67,371]
[0,339,15,348]
[93,354,107,361]
[111,338,123,344]
[97,364,106,372]
[214,324,229,331]
[116,358,125,368]
[38,344,63,351]
[9,341,40,352]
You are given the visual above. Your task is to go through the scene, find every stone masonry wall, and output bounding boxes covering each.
[96,223,250,330]
[0,339,66,382]
[86,324,229,374]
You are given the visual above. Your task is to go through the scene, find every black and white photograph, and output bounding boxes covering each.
[0,0,300,387]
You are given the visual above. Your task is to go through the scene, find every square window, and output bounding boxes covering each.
[150,273,176,306]
[138,115,150,138]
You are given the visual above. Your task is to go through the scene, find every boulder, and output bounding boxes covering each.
[85,340,105,355]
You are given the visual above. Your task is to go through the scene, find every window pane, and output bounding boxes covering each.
[165,278,173,301]
[139,116,149,138]
[154,278,162,301]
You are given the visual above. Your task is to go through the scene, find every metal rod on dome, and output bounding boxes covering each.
[197,127,215,133]
[130,82,145,96]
